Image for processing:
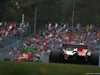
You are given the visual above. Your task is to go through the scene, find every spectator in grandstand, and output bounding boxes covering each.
[86,24,89,32]
[96,24,99,30]
[24,22,31,33]
[48,22,51,29]
[63,24,66,30]
[96,30,100,37]
[4,21,7,31]
[92,24,95,31]
[0,21,2,29]
[66,24,69,28]
[43,24,48,31]
[5,22,14,36]
[76,22,81,31]
[89,24,92,31]
[55,22,58,29]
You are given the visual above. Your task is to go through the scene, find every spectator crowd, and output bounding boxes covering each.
[4,22,99,56]
[0,22,100,56]
[0,21,31,48]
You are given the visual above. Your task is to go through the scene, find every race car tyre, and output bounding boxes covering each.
[4,57,10,61]
[90,52,99,65]
[21,58,28,61]
[49,50,62,63]
[27,59,33,62]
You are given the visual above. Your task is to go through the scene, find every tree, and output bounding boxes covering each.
[0,0,100,30]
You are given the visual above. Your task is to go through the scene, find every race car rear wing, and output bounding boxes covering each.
[63,43,88,49]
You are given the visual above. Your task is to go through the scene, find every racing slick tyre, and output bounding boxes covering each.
[49,50,62,63]
[4,57,10,61]
[21,58,28,61]
[90,52,99,65]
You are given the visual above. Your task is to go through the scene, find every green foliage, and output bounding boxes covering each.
[0,0,100,30]
[0,0,16,21]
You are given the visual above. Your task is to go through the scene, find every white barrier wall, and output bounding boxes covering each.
[0,54,23,60]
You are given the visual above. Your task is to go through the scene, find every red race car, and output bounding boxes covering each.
[49,43,99,65]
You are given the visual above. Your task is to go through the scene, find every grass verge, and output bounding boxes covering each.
[0,61,100,75]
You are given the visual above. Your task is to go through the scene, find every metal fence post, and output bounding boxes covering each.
[34,6,37,35]
[71,3,75,31]
[21,14,24,43]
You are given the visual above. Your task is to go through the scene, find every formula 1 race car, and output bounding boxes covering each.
[4,54,40,62]
[49,43,100,65]
[14,54,40,62]
[4,46,41,62]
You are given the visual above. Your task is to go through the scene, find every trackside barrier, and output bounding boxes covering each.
[0,54,23,60]
[0,40,20,52]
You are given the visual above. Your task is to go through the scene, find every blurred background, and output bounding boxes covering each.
[0,0,100,60]
[0,0,100,30]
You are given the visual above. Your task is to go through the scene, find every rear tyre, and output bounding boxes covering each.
[49,50,62,63]
[4,57,10,61]
[90,52,99,65]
